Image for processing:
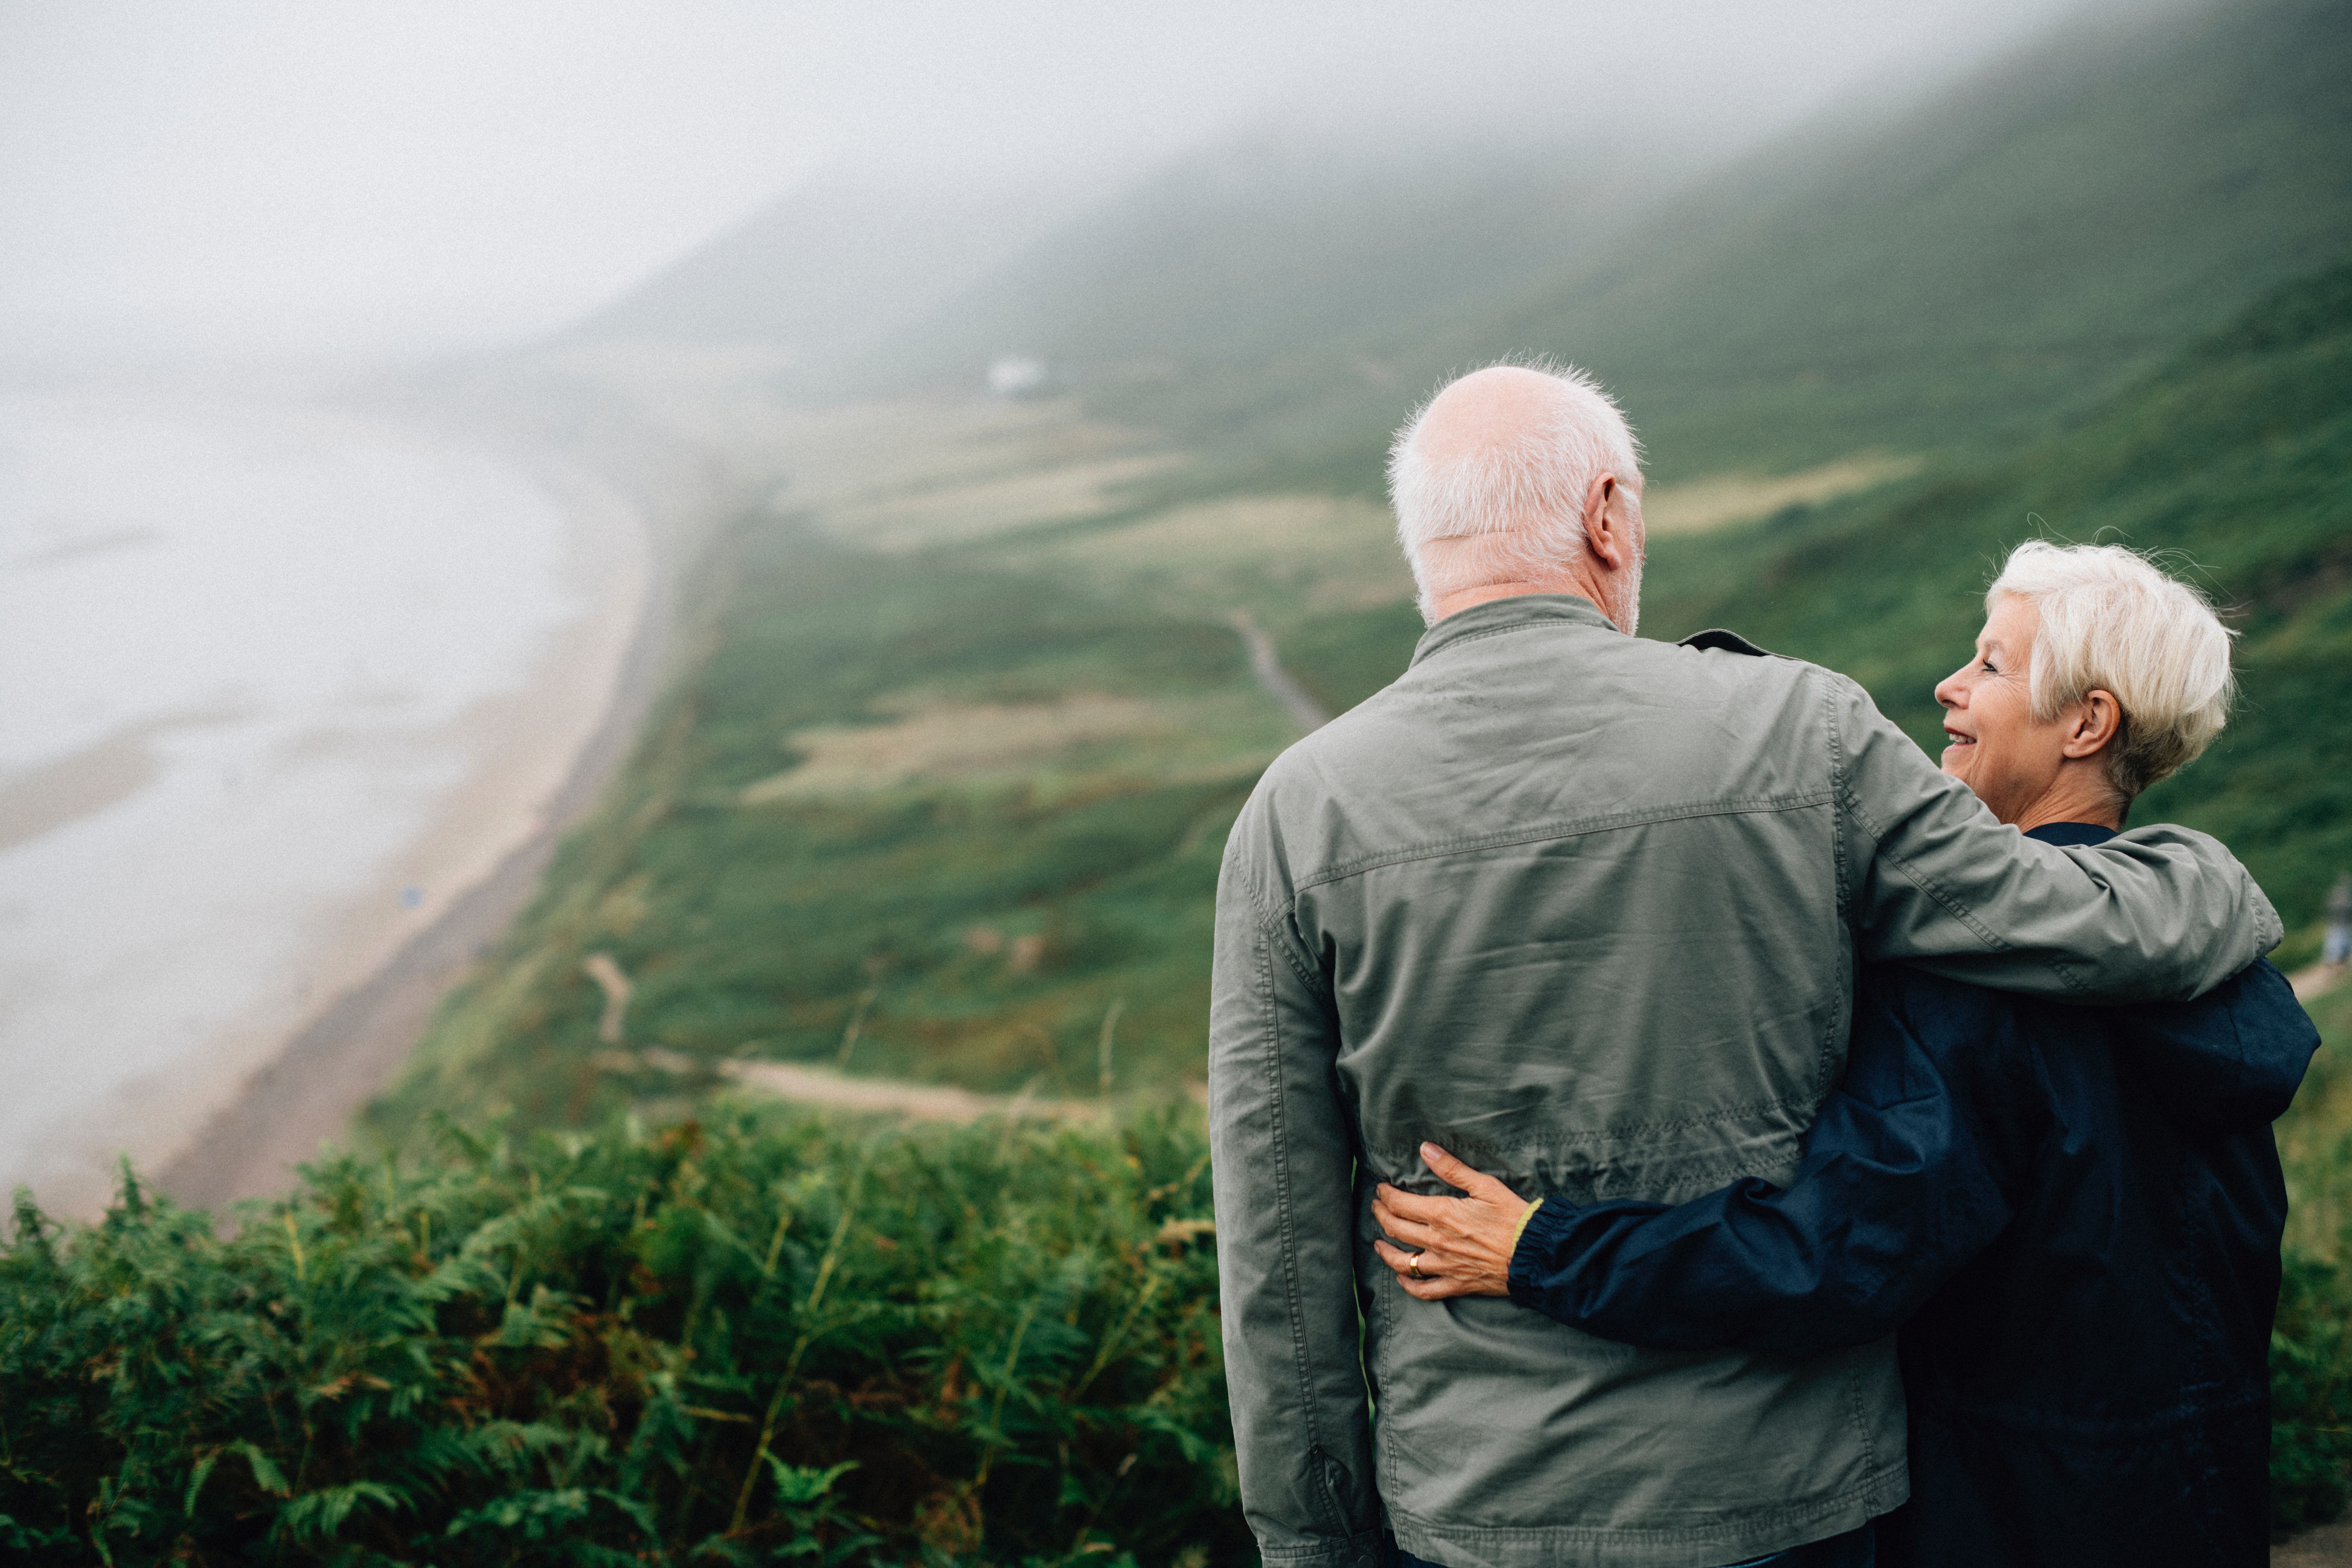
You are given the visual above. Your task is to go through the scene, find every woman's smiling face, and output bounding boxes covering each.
[1934,594,2071,825]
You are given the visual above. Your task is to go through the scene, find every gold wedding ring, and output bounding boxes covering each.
[1410,1252,1426,1280]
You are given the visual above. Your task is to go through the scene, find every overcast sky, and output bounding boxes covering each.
[0,0,2120,363]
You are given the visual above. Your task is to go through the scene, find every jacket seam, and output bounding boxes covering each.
[1372,1227,1397,1500]
[1255,927,1335,1530]
[1410,616,1583,668]
[1359,1098,1822,1158]
[1573,1148,1815,1198]
[1819,670,2088,998]
[1845,1353,1877,1483]
[1820,670,1851,923]
[1293,793,1836,895]
[1237,875,1332,997]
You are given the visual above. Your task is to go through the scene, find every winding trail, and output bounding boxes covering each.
[1227,609,1331,732]
[718,1058,1112,1123]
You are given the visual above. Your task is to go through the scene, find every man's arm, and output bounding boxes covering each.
[1826,674,2281,1001]
[1504,972,2020,1357]
[1209,804,1381,1568]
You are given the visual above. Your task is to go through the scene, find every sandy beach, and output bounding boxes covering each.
[0,385,683,1218]
[155,449,669,1212]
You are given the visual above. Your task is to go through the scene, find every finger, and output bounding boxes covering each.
[1374,1211,1440,1251]
[1376,1186,1451,1223]
[1418,1143,1475,1196]
[1372,1239,1423,1276]
[1422,1143,1512,1203]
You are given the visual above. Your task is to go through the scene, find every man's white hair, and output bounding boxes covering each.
[1988,540,2237,802]
[1387,361,1643,624]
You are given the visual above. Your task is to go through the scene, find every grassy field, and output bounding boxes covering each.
[377,256,2352,1149]
[370,395,1409,1140]
[367,522,1292,1138]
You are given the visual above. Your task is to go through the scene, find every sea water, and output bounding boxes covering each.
[0,387,586,1215]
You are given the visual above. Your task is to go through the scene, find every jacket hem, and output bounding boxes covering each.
[1253,1527,1387,1568]
[1386,1462,1908,1568]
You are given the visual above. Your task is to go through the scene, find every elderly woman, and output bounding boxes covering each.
[1373,542,2319,1568]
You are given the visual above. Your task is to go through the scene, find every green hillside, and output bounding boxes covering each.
[821,0,2352,492]
[384,0,2352,1236]
[1642,255,2352,935]
[834,135,1686,419]
[1460,0,2352,477]
[572,0,2352,500]
[372,254,2352,1150]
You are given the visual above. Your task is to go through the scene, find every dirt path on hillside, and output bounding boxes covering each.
[2292,963,2345,1003]
[2278,1517,2352,1564]
[1228,609,1331,732]
[691,605,1336,1124]
[714,1057,1114,1122]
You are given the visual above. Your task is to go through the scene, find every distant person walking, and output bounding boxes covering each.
[1208,364,2283,1568]
[2327,873,2352,965]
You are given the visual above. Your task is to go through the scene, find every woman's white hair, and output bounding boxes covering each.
[1988,540,2237,802]
[1388,361,1642,623]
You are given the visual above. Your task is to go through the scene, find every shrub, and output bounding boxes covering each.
[2273,1249,2352,1537]
[0,1110,1241,1567]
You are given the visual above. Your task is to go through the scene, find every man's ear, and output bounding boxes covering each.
[1582,472,1630,570]
[2062,689,2124,758]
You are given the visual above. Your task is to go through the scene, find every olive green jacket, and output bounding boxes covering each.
[1208,595,2281,1568]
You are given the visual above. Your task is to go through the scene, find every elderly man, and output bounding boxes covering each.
[1207,365,2282,1568]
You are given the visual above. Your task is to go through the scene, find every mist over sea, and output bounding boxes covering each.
[0,388,594,1214]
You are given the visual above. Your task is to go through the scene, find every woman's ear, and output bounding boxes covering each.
[2062,689,2124,758]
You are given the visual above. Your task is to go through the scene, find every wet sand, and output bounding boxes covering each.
[157,457,674,1212]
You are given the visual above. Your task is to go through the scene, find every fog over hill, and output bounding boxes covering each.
[1463,0,2352,473]
[575,0,2351,486]
[567,172,1100,371]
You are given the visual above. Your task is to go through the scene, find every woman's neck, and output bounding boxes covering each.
[2011,763,2126,834]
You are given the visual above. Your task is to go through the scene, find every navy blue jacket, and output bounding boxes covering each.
[1509,824,2319,1568]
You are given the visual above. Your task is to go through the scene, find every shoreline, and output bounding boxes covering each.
[156,444,680,1213]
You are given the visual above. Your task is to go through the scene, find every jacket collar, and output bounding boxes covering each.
[1409,593,1620,668]
[2025,821,2119,847]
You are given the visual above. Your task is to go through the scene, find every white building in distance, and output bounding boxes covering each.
[986,355,1048,397]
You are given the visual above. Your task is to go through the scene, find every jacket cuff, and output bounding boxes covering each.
[1507,1193,1579,1308]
